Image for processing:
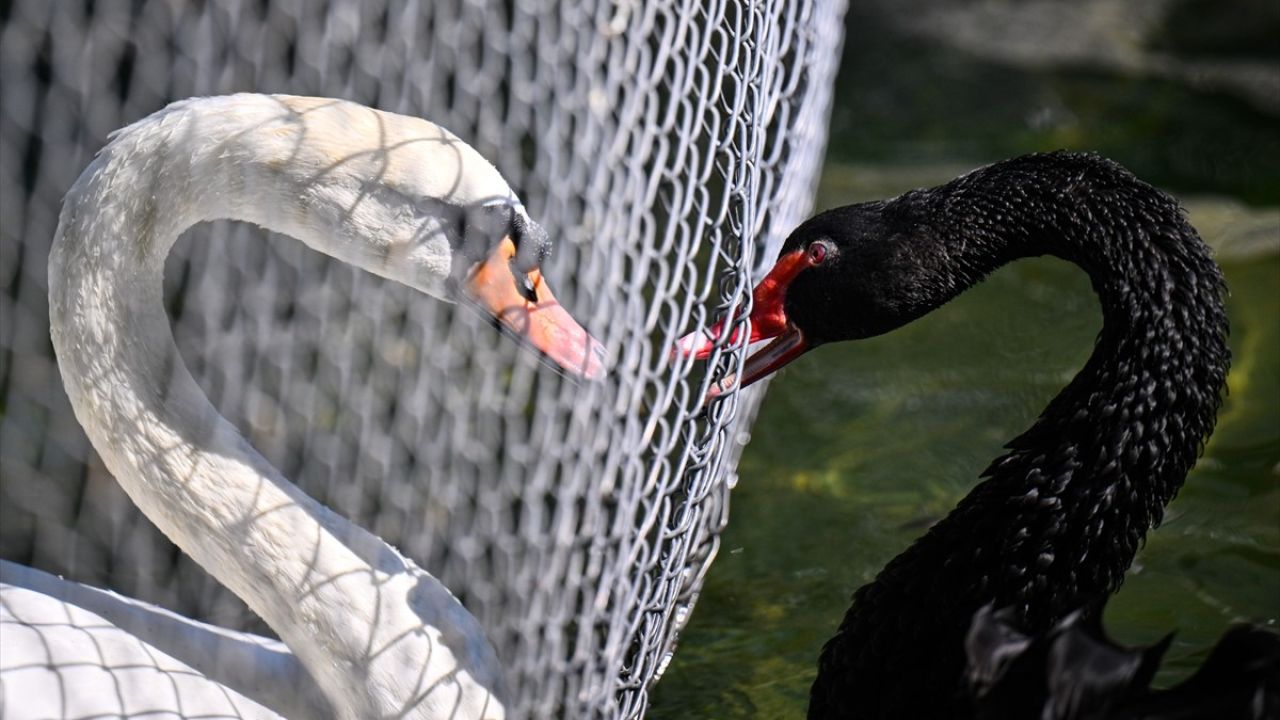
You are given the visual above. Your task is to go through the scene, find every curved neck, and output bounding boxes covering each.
[930,155,1230,564]
[49,96,504,720]
[810,154,1229,719]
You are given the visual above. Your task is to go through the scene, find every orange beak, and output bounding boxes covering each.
[463,237,607,380]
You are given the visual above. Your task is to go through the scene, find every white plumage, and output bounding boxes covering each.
[2,94,604,720]
[2,560,311,718]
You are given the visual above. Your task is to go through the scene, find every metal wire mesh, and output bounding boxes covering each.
[0,0,845,716]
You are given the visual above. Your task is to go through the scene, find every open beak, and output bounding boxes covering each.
[463,237,607,380]
[674,248,814,400]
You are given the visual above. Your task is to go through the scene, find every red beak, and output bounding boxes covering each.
[675,248,814,400]
[464,237,608,380]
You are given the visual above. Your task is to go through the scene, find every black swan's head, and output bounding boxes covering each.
[678,155,1021,393]
[773,197,965,343]
[675,193,978,393]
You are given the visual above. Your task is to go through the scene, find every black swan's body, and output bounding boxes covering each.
[800,154,1231,718]
[680,152,1277,718]
[967,603,1280,719]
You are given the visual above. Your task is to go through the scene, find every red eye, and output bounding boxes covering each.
[807,241,828,265]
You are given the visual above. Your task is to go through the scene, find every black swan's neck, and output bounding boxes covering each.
[808,153,1230,720]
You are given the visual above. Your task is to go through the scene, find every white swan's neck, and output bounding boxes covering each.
[49,94,506,720]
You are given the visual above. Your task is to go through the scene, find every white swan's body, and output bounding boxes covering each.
[1,560,313,718]
[2,93,602,719]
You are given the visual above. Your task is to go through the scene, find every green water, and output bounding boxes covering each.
[651,2,1279,712]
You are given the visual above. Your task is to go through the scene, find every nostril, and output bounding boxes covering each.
[511,260,538,303]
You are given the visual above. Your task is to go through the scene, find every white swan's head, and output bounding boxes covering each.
[184,94,607,379]
[450,201,608,381]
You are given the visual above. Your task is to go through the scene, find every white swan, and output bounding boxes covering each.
[0,93,606,720]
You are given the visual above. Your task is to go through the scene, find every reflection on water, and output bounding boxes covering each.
[650,183,1279,715]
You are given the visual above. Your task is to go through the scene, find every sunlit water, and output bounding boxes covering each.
[650,169,1279,716]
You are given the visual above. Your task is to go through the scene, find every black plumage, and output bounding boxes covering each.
[966,603,1280,719]
[772,152,1257,719]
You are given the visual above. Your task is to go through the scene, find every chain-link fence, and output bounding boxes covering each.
[0,1,845,716]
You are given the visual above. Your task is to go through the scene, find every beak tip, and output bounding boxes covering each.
[674,329,716,360]
[580,339,610,381]
[542,325,609,382]
[703,374,735,404]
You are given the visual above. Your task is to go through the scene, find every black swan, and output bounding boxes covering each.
[678,151,1278,718]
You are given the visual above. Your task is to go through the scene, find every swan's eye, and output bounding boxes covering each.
[807,241,829,265]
